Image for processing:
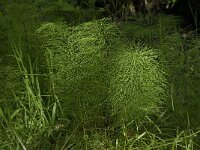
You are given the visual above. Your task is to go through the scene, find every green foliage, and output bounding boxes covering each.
[0,49,51,149]
[0,65,22,99]
[37,19,120,127]
[158,32,200,127]
[38,19,167,128]
[121,14,181,45]
[0,0,199,148]
[109,46,166,122]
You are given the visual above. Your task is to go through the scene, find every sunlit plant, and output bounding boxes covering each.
[38,19,167,127]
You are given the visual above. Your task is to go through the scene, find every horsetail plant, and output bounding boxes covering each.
[37,19,167,128]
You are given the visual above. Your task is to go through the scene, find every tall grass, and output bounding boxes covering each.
[0,32,63,149]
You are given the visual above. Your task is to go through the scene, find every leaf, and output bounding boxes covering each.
[52,102,57,125]
[0,107,4,117]
[10,109,21,121]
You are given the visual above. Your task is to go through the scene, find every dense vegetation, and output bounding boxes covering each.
[0,0,199,149]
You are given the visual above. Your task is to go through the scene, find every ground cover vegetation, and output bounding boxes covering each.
[0,0,200,149]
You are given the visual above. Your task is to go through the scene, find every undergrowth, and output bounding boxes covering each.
[0,2,199,149]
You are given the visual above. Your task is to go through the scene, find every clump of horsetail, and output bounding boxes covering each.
[37,19,167,127]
